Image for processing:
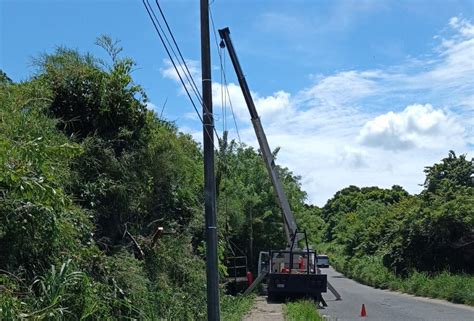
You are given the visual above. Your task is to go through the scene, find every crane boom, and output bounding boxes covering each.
[219,27,339,303]
[218,27,297,245]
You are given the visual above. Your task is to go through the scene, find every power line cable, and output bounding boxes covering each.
[145,1,203,110]
[142,0,220,145]
[151,0,221,141]
[154,0,204,105]
[142,0,203,123]
[150,1,204,110]
[209,8,227,136]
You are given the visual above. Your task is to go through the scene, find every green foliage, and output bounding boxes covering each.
[317,151,474,305]
[36,47,147,144]
[221,294,255,321]
[322,185,408,240]
[296,205,326,247]
[0,79,91,272]
[0,259,114,320]
[320,153,473,275]
[284,300,322,321]
[321,247,474,306]
[1,44,253,320]
[423,150,473,193]
[215,135,311,270]
[0,69,12,85]
[29,260,85,319]
[381,193,473,274]
[0,274,24,320]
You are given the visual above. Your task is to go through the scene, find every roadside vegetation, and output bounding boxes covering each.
[0,38,309,319]
[1,36,472,319]
[317,151,474,305]
[284,300,322,321]
[322,247,474,306]
[221,294,255,321]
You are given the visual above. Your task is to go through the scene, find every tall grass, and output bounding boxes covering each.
[320,244,474,306]
[0,259,256,320]
[284,300,322,321]
[221,294,255,321]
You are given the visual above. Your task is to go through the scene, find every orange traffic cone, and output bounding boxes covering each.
[360,304,367,317]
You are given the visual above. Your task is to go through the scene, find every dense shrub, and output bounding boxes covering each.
[0,40,263,319]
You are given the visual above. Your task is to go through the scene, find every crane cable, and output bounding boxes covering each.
[209,7,242,145]
[209,5,252,259]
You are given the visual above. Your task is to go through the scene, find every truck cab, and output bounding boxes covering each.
[316,254,330,268]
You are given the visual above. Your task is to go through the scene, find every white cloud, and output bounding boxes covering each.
[449,17,474,37]
[161,58,200,83]
[160,59,293,125]
[337,147,368,169]
[255,90,292,118]
[414,17,474,89]
[162,16,473,205]
[212,82,293,123]
[161,58,202,97]
[358,104,465,150]
[253,17,473,204]
[302,70,380,106]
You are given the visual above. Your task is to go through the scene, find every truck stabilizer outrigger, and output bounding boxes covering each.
[218,27,341,304]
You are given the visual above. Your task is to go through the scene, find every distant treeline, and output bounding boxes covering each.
[320,150,473,275]
[316,151,473,304]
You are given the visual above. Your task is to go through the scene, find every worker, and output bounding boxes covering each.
[299,255,305,272]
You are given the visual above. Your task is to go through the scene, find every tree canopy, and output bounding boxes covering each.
[320,152,473,275]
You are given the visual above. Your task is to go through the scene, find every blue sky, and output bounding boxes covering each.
[1,0,473,205]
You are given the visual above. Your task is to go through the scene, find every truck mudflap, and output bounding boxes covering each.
[268,273,327,295]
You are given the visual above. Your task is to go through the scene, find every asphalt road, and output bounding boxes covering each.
[320,267,474,321]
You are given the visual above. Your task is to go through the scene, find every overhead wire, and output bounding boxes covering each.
[144,1,252,255]
[143,0,248,221]
[153,0,204,107]
[141,0,202,123]
[142,0,221,145]
[153,0,223,143]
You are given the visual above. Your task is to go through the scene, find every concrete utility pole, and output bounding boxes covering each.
[201,0,220,320]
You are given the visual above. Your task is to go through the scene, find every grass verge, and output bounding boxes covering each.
[320,243,474,306]
[221,294,256,321]
[284,300,322,321]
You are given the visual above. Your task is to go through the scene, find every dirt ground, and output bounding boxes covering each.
[243,296,284,321]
